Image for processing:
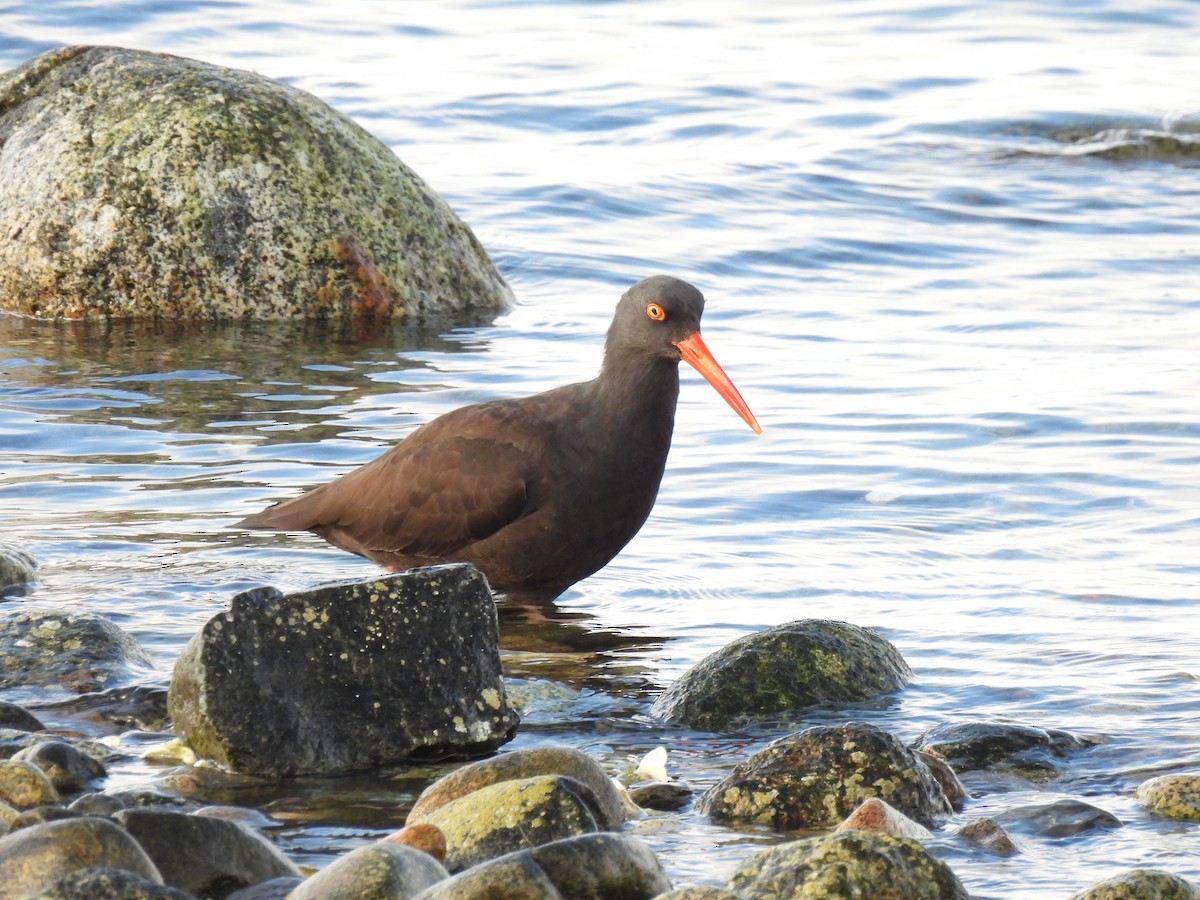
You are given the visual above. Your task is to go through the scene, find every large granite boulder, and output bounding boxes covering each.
[169,565,519,776]
[0,46,513,319]
[652,619,911,730]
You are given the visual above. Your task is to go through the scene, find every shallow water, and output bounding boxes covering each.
[2,1,1200,896]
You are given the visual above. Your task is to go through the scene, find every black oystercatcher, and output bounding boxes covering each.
[238,275,760,601]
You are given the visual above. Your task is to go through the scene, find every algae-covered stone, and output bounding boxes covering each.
[914,720,1087,781]
[13,740,106,792]
[0,816,163,896]
[1070,868,1200,900]
[997,798,1121,838]
[0,46,513,319]
[0,759,60,809]
[0,606,152,694]
[700,721,951,829]
[413,774,603,872]
[407,746,626,830]
[729,831,967,900]
[289,842,448,900]
[412,833,670,900]
[651,619,911,730]
[1135,773,1200,821]
[168,565,519,776]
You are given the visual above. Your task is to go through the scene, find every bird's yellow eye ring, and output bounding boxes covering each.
[646,303,666,321]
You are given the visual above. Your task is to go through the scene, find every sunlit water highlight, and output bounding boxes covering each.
[2,2,1199,896]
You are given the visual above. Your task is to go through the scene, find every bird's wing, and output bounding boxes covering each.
[239,402,540,559]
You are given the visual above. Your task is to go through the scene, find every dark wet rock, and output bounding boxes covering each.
[0,728,118,766]
[39,684,171,731]
[38,866,195,899]
[913,748,969,810]
[169,566,518,777]
[651,619,911,730]
[729,831,968,900]
[0,700,45,732]
[225,876,304,900]
[68,792,127,816]
[1135,773,1200,821]
[113,807,300,897]
[834,796,933,840]
[629,780,693,811]
[14,739,107,791]
[997,798,1121,837]
[913,721,1088,781]
[1070,868,1200,899]
[289,842,448,900]
[0,545,36,594]
[413,774,606,872]
[0,816,163,895]
[956,816,1019,857]
[412,832,670,900]
[0,758,60,808]
[104,789,200,811]
[381,822,448,863]
[0,606,153,694]
[407,746,625,830]
[700,721,952,829]
[0,46,512,320]
[8,804,84,832]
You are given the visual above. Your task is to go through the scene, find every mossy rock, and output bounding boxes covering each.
[0,46,513,319]
[728,831,968,900]
[700,721,951,829]
[1070,868,1200,900]
[1135,773,1200,822]
[651,619,911,731]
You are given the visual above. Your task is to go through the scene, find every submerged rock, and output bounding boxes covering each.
[1135,773,1200,821]
[168,566,519,776]
[0,700,45,732]
[114,807,301,897]
[412,832,670,900]
[700,721,952,829]
[651,619,911,730]
[997,798,1121,838]
[0,546,36,594]
[0,46,513,320]
[914,721,1088,781]
[0,606,153,694]
[1069,868,1200,900]
[728,831,968,900]
[289,842,448,900]
[0,816,163,896]
[38,866,194,899]
[956,816,1019,857]
[13,740,107,792]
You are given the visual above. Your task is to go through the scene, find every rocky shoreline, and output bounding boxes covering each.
[1,545,1198,898]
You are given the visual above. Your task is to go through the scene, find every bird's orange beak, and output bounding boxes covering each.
[674,332,762,434]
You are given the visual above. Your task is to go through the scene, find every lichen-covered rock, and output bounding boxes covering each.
[998,798,1121,837]
[38,866,195,899]
[289,842,449,900]
[1070,869,1200,899]
[956,817,1019,857]
[13,740,107,792]
[407,746,626,830]
[0,758,61,808]
[913,721,1088,781]
[0,816,163,895]
[651,619,911,730]
[0,606,153,694]
[835,797,933,841]
[0,46,513,320]
[412,774,605,872]
[168,565,519,776]
[113,807,301,896]
[412,833,671,900]
[729,831,967,900]
[0,545,36,594]
[700,722,952,829]
[1135,773,1200,821]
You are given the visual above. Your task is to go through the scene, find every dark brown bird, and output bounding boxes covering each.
[238,275,760,601]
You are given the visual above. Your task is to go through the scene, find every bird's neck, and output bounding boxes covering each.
[590,351,680,451]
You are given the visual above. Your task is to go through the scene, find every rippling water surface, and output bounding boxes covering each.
[2,2,1199,896]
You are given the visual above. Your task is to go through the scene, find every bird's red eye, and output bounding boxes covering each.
[646,303,666,321]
